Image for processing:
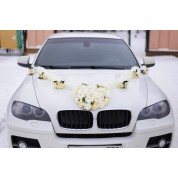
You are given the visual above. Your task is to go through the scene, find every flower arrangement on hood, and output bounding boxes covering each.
[54,81,65,89]
[131,66,141,78]
[28,65,148,110]
[73,84,110,110]
[28,68,34,76]
[117,80,129,89]
[35,67,48,79]
[35,66,66,89]
[116,66,148,89]
[140,65,149,74]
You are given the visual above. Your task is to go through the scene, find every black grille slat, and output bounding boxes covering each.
[79,111,82,129]
[116,111,119,128]
[64,111,67,128]
[58,110,93,129]
[125,110,127,126]
[97,110,131,129]
[87,112,90,129]
[70,111,72,128]
[70,111,75,129]
[121,110,124,128]
[126,110,129,126]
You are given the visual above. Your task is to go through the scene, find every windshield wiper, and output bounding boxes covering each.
[39,65,130,70]
[40,65,72,69]
[69,66,130,69]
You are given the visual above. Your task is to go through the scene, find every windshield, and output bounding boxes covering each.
[35,38,139,69]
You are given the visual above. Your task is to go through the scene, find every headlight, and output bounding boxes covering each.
[138,100,170,120]
[11,101,51,122]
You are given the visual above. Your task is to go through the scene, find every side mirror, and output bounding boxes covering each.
[17,56,31,68]
[143,57,155,67]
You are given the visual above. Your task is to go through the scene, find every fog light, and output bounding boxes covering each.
[18,141,27,148]
[159,139,166,148]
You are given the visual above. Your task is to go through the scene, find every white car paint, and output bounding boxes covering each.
[6,33,175,148]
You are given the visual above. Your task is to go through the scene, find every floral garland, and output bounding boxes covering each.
[28,65,148,110]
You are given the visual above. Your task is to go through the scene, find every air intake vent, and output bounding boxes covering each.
[146,133,172,148]
[56,132,132,138]
[11,136,41,148]
[58,110,93,129]
[97,110,131,129]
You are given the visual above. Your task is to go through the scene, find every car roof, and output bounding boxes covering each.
[48,32,122,40]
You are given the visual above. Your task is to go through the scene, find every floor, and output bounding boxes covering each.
[0,31,177,147]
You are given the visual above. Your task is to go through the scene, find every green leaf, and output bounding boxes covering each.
[123,80,129,84]
[82,83,87,86]
[91,101,95,105]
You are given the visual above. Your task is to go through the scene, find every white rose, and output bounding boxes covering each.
[35,66,45,74]
[73,84,110,110]
[83,89,89,95]
[99,101,106,108]
[84,103,92,110]
[77,92,85,99]
[140,65,148,74]
[85,96,94,104]
[105,90,110,97]
[78,100,84,108]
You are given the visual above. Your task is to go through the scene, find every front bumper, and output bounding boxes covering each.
[8,127,174,148]
[7,117,175,148]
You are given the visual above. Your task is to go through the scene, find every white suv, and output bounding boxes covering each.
[7,33,175,148]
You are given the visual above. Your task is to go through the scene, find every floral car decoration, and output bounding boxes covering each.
[29,65,148,110]
[73,83,110,110]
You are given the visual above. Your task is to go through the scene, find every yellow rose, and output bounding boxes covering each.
[132,72,139,78]
[118,81,128,89]
[131,66,140,79]
[92,102,100,109]
[39,72,48,79]
[28,68,34,76]
[104,97,109,104]
[54,81,65,89]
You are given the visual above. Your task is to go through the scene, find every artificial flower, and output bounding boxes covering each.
[118,80,129,89]
[140,65,148,74]
[28,68,34,75]
[54,81,65,89]
[32,65,149,110]
[73,84,110,110]
[38,72,48,79]
[131,66,141,78]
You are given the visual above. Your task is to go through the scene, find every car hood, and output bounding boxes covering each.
[32,69,148,134]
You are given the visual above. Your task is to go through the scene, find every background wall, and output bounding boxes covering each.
[27,30,54,47]
[149,30,178,51]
